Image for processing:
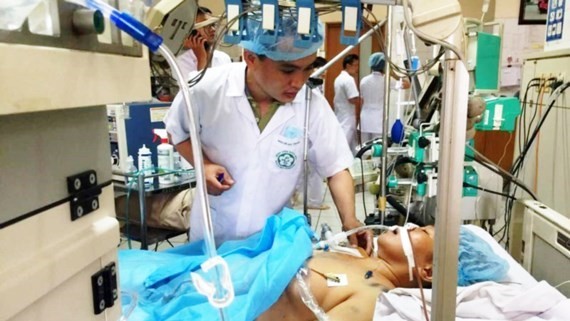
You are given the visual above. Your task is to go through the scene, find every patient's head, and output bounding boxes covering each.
[376,225,509,287]
[377,225,434,287]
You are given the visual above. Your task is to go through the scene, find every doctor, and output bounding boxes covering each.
[333,54,361,153]
[164,17,373,253]
[360,52,410,142]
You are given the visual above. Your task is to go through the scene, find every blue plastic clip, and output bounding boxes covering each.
[340,0,362,46]
[410,56,420,71]
[224,0,248,44]
[294,0,319,49]
[259,0,280,45]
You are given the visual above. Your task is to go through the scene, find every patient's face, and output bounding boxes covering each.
[377,226,435,266]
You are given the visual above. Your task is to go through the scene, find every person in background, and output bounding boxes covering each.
[333,54,361,153]
[312,56,328,94]
[175,6,232,82]
[360,52,410,142]
[164,17,373,253]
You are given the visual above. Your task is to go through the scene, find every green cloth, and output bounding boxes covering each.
[247,96,281,132]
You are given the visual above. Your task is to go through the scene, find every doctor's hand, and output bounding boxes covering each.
[204,163,235,196]
[343,220,373,256]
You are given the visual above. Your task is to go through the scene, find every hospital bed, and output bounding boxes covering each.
[374,225,570,321]
[118,211,569,321]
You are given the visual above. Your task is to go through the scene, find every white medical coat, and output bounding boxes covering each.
[175,49,232,82]
[333,70,360,149]
[164,63,353,244]
[359,71,394,134]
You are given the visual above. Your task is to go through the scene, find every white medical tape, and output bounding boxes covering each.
[399,226,416,281]
[373,236,379,258]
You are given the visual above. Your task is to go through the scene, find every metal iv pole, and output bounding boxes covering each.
[379,6,393,225]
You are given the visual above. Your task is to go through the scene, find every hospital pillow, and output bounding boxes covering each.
[119,208,314,321]
[457,226,509,286]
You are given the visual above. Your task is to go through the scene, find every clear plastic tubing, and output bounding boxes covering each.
[67,0,231,319]
[313,225,393,250]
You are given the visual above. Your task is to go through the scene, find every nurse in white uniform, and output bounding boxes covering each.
[360,52,411,142]
[164,17,373,253]
[333,54,360,153]
[360,52,390,142]
[175,6,231,82]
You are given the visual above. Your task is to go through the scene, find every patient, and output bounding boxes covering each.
[118,210,507,321]
[259,225,508,321]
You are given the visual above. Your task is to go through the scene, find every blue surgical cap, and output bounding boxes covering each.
[240,16,323,61]
[457,226,509,286]
[369,52,385,71]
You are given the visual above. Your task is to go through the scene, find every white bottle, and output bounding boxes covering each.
[137,144,154,186]
[157,137,174,185]
[125,155,138,185]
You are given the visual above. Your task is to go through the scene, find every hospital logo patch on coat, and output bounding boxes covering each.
[275,151,297,169]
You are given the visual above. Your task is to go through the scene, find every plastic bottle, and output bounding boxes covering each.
[391,79,405,144]
[137,144,154,186]
[157,136,174,185]
[172,151,182,183]
[125,155,137,185]
[154,129,174,185]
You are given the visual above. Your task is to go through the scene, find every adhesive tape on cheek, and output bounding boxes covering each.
[399,227,416,281]
[373,236,378,258]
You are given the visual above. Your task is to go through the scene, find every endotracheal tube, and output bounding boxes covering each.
[66,0,234,317]
[313,225,394,250]
[314,223,419,264]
